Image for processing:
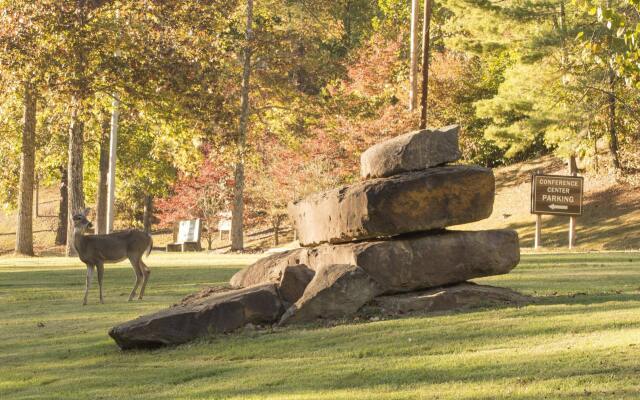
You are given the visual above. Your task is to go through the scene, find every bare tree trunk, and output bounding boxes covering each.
[95,114,110,234]
[66,98,85,256]
[143,194,153,233]
[15,82,37,256]
[419,0,433,129]
[409,0,419,111]
[231,0,254,252]
[55,166,68,246]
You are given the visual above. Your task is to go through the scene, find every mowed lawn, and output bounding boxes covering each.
[1,252,640,399]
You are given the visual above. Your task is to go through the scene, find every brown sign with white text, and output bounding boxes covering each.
[531,174,583,216]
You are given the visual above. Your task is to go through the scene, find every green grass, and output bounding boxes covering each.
[1,252,640,399]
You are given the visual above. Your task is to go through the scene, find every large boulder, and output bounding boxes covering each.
[231,230,519,296]
[371,282,532,315]
[305,230,520,293]
[289,165,495,247]
[109,284,284,350]
[360,125,461,179]
[279,264,384,325]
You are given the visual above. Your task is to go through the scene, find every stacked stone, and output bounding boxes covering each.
[109,125,523,350]
[232,125,521,324]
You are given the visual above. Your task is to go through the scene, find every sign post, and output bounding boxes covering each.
[531,173,584,249]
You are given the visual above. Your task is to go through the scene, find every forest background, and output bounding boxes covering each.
[1,0,639,255]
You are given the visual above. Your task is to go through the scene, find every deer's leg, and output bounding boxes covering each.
[138,260,151,300]
[83,265,94,306]
[96,263,105,304]
[128,258,143,302]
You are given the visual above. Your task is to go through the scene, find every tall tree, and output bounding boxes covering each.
[231,0,254,252]
[0,1,49,255]
[14,82,37,255]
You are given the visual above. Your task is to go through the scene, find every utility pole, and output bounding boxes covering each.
[106,94,119,233]
[419,0,433,129]
[409,0,419,111]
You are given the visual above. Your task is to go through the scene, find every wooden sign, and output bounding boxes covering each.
[531,174,583,216]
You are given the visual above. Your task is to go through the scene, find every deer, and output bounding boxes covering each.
[71,210,153,305]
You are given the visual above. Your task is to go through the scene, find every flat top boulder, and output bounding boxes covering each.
[360,125,461,179]
[290,165,495,247]
[305,229,520,293]
[232,229,519,299]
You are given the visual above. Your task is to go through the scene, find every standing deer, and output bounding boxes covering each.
[72,210,153,305]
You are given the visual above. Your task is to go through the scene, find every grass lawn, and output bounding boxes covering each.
[1,252,640,399]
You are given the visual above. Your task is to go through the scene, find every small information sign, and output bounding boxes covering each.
[531,174,584,216]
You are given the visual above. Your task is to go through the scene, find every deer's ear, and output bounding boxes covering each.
[83,208,91,216]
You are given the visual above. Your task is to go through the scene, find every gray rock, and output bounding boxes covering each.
[229,250,315,304]
[289,165,495,247]
[305,230,520,293]
[108,284,284,350]
[278,264,315,304]
[231,230,519,296]
[279,264,384,325]
[372,282,532,315]
[361,125,461,179]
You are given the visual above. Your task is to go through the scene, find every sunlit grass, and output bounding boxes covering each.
[1,252,640,399]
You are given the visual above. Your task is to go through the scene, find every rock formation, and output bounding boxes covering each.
[109,125,528,350]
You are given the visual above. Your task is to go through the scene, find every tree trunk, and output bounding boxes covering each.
[605,0,621,172]
[568,155,578,175]
[15,82,37,256]
[55,166,68,246]
[143,194,153,233]
[607,68,621,171]
[231,0,254,252]
[419,0,433,129]
[409,0,419,111]
[95,114,110,234]
[66,98,85,256]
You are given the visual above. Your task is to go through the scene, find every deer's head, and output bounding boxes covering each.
[72,210,93,234]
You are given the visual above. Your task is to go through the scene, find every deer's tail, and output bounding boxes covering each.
[145,233,153,258]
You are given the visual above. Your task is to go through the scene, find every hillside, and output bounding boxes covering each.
[458,155,640,251]
[1,156,639,256]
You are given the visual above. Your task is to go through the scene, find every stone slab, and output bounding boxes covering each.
[289,165,495,246]
[232,229,519,296]
[109,284,284,350]
[305,229,520,293]
[360,125,461,179]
